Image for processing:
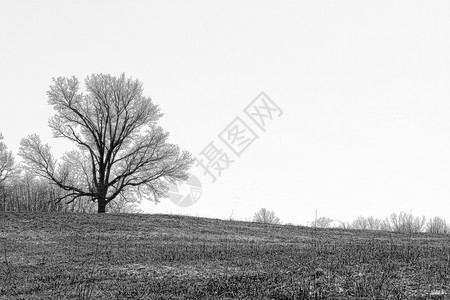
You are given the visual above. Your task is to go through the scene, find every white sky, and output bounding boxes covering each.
[1,1,449,225]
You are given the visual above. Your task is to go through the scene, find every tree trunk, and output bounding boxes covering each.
[97,183,108,213]
[98,197,107,213]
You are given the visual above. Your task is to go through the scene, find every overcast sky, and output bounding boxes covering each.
[1,1,449,225]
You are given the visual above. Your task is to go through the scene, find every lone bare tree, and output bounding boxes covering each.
[253,208,281,224]
[0,133,15,186]
[19,74,193,213]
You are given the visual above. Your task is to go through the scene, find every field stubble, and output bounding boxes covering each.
[1,212,450,299]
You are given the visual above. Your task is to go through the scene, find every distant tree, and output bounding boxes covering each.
[351,216,386,231]
[19,74,193,213]
[379,219,392,231]
[310,216,333,228]
[351,216,369,230]
[0,133,15,186]
[426,216,449,234]
[253,208,281,224]
[388,211,426,233]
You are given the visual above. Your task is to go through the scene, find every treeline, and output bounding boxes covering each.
[252,208,450,235]
[311,211,450,234]
[0,172,142,214]
[0,132,142,214]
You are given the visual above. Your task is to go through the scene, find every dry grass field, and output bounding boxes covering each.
[1,212,449,299]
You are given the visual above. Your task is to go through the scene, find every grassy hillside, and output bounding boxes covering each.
[1,212,449,299]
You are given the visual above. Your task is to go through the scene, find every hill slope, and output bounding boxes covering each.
[1,212,449,299]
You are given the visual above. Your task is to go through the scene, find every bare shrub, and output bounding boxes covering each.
[350,216,389,231]
[310,216,333,228]
[253,208,281,224]
[388,211,426,233]
[426,216,449,234]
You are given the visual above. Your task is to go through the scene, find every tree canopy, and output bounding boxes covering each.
[19,73,193,213]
